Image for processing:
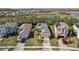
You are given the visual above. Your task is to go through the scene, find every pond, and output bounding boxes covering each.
[71,12,79,18]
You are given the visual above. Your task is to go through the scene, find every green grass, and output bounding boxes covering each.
[0,36,17,46]
[25,38,42,46]
[50,38,58,46]
[49,25,58,46]
[25,28,42,46]
[50,38,59,51]
[67,36,78,48]
[0,17,16,22]
[24,28,42,50]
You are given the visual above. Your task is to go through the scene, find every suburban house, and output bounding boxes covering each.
[0,22,18,38]
[54,21,69,46]
[73,23,79,39]
[36,23,52,50]
[5,22,18,34]
[18,23,32,43]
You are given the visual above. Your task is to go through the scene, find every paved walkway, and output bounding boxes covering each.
[58,38,68,51]
[42,38,52,51]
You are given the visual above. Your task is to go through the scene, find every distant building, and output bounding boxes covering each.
[71,13,79,19]
[18,24,32,43]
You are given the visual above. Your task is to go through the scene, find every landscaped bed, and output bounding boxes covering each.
[48,25,58,46]
[0,36,17,46]
[67,36,79,48]
[0,36,18,50]
[24,28,42,50]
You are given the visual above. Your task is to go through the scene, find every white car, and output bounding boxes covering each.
[73,23,79,39]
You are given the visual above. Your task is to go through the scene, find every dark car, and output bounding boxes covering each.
[20,38,26,43]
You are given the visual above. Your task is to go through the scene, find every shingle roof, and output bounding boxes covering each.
[55,22,69,30]
[6,22,18,27]
[55,22,69,36]
[37,23,50,38]
[0,22,18,28]
[19,23,32,36]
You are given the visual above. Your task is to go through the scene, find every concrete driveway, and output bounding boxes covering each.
[14,42,25,51]
[42,38,52,51]
[14,36,25,51]
[58,38,68,51]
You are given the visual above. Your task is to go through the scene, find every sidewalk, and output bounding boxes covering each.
[14,43,25,51]
[42,38,52,51]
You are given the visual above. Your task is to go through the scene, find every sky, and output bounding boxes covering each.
[0,0,79,8]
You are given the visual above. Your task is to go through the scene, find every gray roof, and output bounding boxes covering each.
[55,22,68,30]
[0,22,18,35]
[5,22,18,27]
[0,22,18,28]
[37,23,50,38]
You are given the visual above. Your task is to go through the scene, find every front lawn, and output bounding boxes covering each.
[0,36,17,46]
[24,28,42,50]
[67,36,78,48]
